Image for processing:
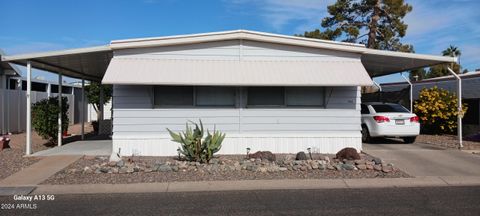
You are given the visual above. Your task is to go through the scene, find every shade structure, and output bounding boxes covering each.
[102,58,373,86]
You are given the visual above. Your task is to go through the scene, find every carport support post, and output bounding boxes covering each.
[401,73,413,113]
[447,67,463,149]
[81,78,85,140]
[26,61,32,155]
[58,73,63,146]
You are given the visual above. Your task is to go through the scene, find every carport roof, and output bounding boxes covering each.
[1,30,457,81]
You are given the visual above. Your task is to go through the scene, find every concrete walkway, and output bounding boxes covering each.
[363,142,480,177]
[31,140,112,156]
[0,155,82,186]
[30,176,480,195]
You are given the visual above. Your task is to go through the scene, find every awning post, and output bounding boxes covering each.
[99,84,104,121]
[26,61,32,155]
[1,73,5,135]
[81,78,85,140]
[447,67,463,149]
[401,74,413,113]
[58,73,63,146]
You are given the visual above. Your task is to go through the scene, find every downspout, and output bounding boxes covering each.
[401,74,413,113]
[447,67,463,149]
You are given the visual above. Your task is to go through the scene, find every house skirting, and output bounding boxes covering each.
[112,133,362,156]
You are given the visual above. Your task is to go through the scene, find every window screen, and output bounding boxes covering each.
[286,87,324,106]
[154,86,194,107]
[196,87,236,107]
[247,87,285,106]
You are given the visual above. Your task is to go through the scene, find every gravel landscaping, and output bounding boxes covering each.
[0,124,93,181]
[416,134,480,150]
[42,152,410,185]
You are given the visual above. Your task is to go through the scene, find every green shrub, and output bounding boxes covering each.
[167,120,225,163]
[32,97,69,144]
[414,86,467,134]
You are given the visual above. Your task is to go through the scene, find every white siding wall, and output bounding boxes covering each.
[111,40,364,156]
[112,85,362,156]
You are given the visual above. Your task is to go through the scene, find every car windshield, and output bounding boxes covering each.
[371,104,409,113]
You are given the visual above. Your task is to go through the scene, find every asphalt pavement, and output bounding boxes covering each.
[1,186,479,216]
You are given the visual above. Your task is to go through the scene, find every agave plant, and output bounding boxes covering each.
[167,120,225,163]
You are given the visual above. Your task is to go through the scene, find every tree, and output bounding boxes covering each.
[425,45,462,78]
[32,97,69,144]
[300,0,413,51]
[409,68,427,81]
[85,82,112,121]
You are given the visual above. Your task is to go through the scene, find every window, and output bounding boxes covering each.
[371,104,409,113]
[247,87,325,107]
[247,87,284,106]
[154,86,194,107]
[196,87,236,107]
[361,104,370,114]
[154,86,236,107]
[286,87,324,107]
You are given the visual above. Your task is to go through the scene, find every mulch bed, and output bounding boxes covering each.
[42,155,411,185]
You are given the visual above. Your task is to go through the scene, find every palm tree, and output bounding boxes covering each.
[442,45,462,73]
[442,45,461,57]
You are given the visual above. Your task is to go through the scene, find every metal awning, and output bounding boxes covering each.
[102,58,373,86]
[1,30,456,81]
[1,46,113,81]
[362,49,456,77]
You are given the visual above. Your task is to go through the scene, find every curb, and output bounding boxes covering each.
[22,176,480,195]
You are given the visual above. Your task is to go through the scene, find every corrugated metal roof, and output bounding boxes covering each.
[102,58,373,86]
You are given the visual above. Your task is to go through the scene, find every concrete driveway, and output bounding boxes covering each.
[363,140,480,177]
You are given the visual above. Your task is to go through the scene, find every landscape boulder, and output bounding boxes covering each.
[335,148,361,161]
[295,151,308,160]
[248,151,276,162]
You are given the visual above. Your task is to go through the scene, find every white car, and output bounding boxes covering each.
[361,102,420,143]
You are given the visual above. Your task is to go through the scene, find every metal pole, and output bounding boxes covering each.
[26,61,32,155]
[1,74,5,135]
[401,74,413,113]
[47,83,51,98]
[447,67,463,149]
[81,78,85,140]
[58,73,63,146]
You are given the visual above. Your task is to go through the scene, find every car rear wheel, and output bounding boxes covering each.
[403,136,416,144]
[361,125,371,143]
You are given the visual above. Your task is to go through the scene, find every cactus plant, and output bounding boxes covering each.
[167,120,225,163]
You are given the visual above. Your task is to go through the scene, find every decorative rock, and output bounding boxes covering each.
[365,161,375,166]
[345,160,355,165]
[296,152,308,160]
[171,165,179,172]
[126,167,135,173]
[300,166,308,171]
[100,167,110,173]
[327,164,335,170]
[366,164,374,170]
[356,164,367,170]
[354,160,366,165]
[373,165,382,171]
[119,167,128,174]
[83,167,93,174]
[279,167,288,171]
[382,165,393,173]
[258,167,268,173]
[116,160,125,167]
[335,148,361,160]
[372,157,383,165]
[318,164,326,170]
[342,164,355,170]
[335,164,343,170]
[294,160,303,165]
[311,162,319,169]
[248,151,276,162]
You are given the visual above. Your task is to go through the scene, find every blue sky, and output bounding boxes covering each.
[1,0,479,83]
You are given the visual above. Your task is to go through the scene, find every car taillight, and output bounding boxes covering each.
[373,116,390,123]
[410,116,419,123]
